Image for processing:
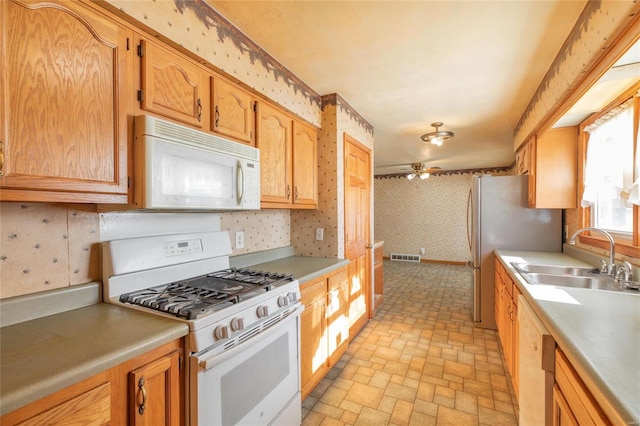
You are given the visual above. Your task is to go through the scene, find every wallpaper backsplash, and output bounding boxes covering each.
[0,203,100,299]
[374,171,508,263]
[0,203,291,300]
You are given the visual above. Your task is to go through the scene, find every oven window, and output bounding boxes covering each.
[221,333,290,425]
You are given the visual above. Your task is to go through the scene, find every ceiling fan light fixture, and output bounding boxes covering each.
[407,173,416,180]
[406,162,432,180]
[419,172,430,180]
[420,122,454,145]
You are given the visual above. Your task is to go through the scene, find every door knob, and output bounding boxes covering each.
[366,244,373,249]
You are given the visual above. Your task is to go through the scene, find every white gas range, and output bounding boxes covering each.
[102,231,303,426]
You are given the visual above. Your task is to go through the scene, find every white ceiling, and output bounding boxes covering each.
[208,1,590,175]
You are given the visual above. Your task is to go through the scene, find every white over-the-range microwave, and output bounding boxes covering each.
[133,115,260,210]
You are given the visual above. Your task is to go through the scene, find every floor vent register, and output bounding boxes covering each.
[390,253,421,262]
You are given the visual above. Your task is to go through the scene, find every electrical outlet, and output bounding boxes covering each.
[315,228,324,241]
[235,231,244,249]
[420,247,426,255]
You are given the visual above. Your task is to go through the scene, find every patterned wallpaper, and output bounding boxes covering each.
[221,210,291,256]
[374,171,509,263]
[514,1,640,149]
[291,95,375,259]
[0,203,100,299]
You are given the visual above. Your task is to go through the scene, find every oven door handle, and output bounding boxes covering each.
[198,304,304,372]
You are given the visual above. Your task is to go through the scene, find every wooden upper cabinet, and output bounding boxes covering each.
[292,120,318,207]
[211,77,255,145]
[0,0,132,203]
[256,101,293,205]
[528,126,578,208]
[138,37,209,129]
[256,100,318,209]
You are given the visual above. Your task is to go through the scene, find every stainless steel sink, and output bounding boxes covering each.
[520,272,625,291]
[511,263,599,277]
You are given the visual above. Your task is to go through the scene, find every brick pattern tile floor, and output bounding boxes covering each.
[301,261,518,426]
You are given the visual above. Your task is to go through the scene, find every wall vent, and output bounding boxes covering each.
[390,253,421,262]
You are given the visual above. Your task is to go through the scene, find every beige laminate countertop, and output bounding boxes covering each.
[0,302,189,415]
[245,255,350,285]
[495,250,640,424]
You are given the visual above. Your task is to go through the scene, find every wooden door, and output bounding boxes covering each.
[139,38,207,128]
[129,351,180,426]
[300,279,328,399]
[344,134,372,340]
[256,101,292,206]
[327,268,349,366]
[211,77,254,145]
[1,0,131,203]
[292,120,318,207]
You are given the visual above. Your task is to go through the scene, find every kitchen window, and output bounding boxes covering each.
[578,84,640,257]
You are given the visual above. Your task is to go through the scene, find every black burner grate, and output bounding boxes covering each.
[119,268,293,320]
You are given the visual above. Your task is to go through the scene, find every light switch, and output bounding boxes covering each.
[315,228,324,241]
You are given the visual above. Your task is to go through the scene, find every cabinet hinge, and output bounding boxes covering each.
[126,38,130,51]
[127,176,131,188]
[253,102,257,112]
[137,43,143,57]
[179,356,184,371]
[137,90,144,102]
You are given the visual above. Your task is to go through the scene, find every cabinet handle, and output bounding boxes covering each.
[197,99,202,122]
[286,185,291,200]
[0,141,4,178]
[294,186,298,200]
[138,377,147,415]
[214,105,220,127]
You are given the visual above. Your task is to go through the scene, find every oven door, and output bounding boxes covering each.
[190,306,303,426]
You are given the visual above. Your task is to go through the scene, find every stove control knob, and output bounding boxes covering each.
[278,295,290,307]
[230,317,245,331]
[214,325,230,340]
[257,305,269,318]
[287,292,298,303]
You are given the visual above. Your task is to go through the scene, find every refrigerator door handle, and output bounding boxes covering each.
[467,260,479,271]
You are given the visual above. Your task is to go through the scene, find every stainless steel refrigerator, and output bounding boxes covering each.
[467,175,561,329]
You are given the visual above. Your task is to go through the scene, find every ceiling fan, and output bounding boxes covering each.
[405,162,442,180]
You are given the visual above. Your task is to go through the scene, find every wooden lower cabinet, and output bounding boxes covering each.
[300,266,349,399]
[1,340,183,426]
[494,257,520,396]
[553,349,611,426]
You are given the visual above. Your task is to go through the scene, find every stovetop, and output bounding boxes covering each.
[119,268,294,320]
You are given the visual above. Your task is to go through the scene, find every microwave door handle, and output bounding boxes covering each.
[237,161,245,204]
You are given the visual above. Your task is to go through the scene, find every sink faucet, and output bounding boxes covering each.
[569,227,616,276]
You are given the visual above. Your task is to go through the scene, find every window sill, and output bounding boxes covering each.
[578,235,640,259]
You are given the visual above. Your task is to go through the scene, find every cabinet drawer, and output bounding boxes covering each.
[301,279,326,305]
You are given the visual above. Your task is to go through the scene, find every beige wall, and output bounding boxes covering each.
[374,171,508,263]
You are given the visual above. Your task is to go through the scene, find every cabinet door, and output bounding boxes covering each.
[1,0,131,203]
[529,127,578,208]
[327,268,349,366]
[300,279,328,399]
[292,120,318,207]
[129,351,180,426]
[212,78,254,145]
[256,101,292,205]
[139,38,207,128]
[553,385,579,426]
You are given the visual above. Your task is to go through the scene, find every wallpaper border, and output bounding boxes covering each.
[173,0,322,109]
